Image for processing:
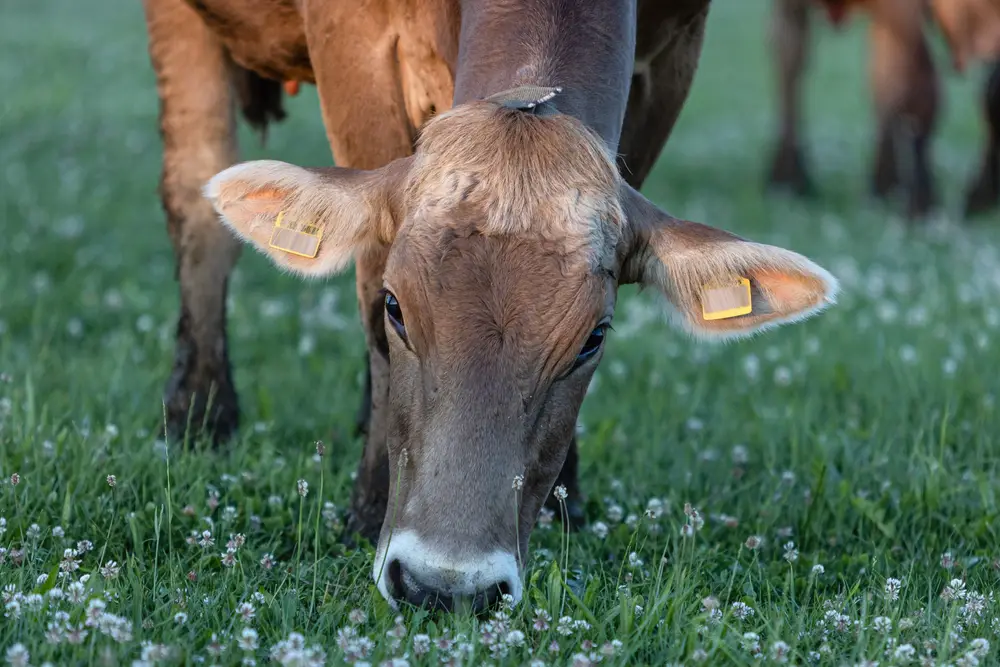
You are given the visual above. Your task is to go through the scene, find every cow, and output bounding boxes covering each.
[767,0,1000,219]
[144,0,838,611]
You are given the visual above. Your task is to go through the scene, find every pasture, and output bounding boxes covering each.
[3,1,1000,665]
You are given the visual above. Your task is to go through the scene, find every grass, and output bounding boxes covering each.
[2,1,1000,665]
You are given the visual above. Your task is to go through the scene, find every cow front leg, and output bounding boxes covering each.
[965,60,1000,218]
[144,0,242,443]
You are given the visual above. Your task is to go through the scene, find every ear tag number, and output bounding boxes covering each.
[268,211,322,259]
[702,277,753,321]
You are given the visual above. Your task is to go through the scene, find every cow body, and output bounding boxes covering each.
[768,0,1000,219]
[145,0,838,610]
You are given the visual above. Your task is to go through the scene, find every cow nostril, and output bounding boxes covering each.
[387,559,405,600]
[387,559,454,611]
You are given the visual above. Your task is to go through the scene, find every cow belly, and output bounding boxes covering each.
[185,0,314,82]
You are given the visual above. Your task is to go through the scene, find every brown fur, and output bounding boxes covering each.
[406,103,625,263]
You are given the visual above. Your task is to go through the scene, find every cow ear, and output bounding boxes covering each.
[620,185,838,340]
[204,157,412,277]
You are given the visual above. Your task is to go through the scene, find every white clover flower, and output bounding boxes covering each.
[239,627,260,652]
[770,641,791,663]
[885,577,902,601]
[5,643,30,667]
[873,616,892,633]
[731,602,755,620]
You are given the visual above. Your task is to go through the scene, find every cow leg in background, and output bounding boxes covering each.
[144,0,243,443]
[868,3,940,218]
[870,119,900,201]
[767,0,815,196]
[301,2,455,544]
[965,59,1000,218]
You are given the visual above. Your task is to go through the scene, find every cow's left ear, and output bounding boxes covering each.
[619,185,839,340]
[204,157,412,278]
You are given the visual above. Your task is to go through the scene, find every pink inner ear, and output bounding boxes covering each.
[754,270,825,313]
[234,187,292,217]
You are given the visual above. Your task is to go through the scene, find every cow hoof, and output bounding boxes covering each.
[766,143,815,197]
[964,178,1000,219]
[163,373,239,445]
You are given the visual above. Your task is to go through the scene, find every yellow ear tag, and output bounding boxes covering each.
[268,211,322,259]
[702,277,753,321]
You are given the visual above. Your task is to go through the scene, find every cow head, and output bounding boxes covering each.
[205,99,838,611]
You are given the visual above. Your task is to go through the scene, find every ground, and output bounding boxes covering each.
[2,1,1000,666]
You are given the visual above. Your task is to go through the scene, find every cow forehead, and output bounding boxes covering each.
[400,101,626,266]
[385,229,613,373]
[389,227,612,324]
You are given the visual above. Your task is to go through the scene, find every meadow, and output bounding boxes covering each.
[2,1,1000,665]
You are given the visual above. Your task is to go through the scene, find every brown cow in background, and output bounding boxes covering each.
[768,0,1000,219]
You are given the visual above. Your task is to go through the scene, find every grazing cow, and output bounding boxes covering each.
[145,0,838,610]
[768,0,1000,219]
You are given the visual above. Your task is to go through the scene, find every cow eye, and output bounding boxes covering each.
[384,291,406,340]
[573,324,608,369]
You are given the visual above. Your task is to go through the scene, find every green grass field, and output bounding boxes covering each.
[3,2,1000,665]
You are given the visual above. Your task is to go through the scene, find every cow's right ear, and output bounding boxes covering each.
[619,184,839,340]
[204,157,412,277]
